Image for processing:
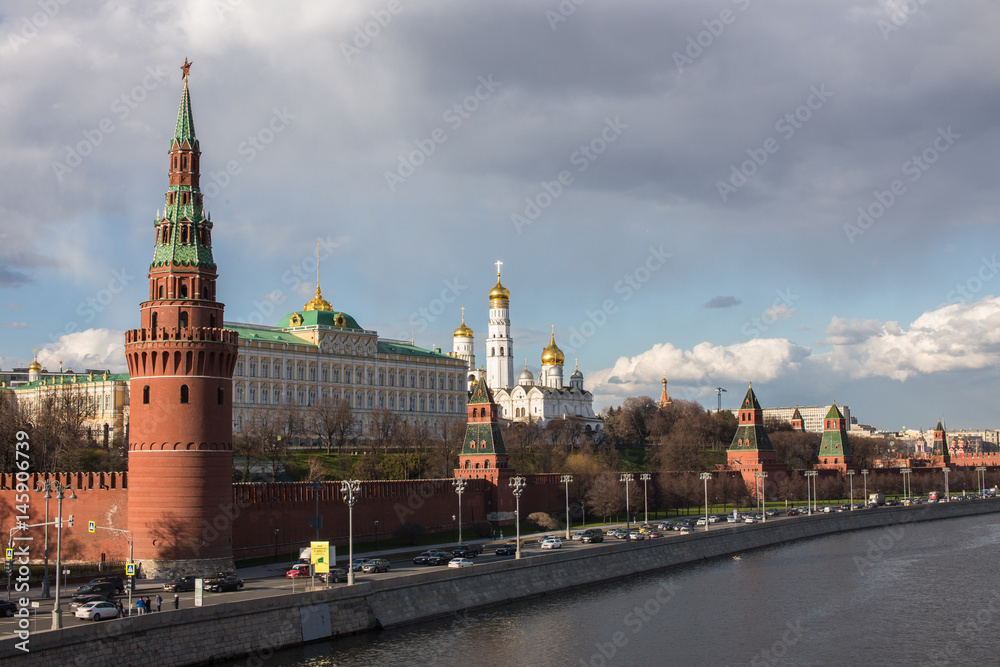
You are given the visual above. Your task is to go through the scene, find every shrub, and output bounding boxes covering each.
[526,512,559,531]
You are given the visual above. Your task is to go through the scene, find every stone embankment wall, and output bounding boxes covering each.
[3,499,997,666]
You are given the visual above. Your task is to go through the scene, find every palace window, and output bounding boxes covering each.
[298,366,305,381]
[261,363,268,379]
[248,387,256,404]
[236,361,244,376]
[356,369,363,384]
[321,367,328,382]
[333,367,340,383]
[261,387,269,403]
[274,362,281,379]
[309,366,317,382]
[379,371,385,386]
[248,361,256,377]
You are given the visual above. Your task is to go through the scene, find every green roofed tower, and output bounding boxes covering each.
[456,375,512,484]
[728,384,776,454]
[816,402,853,471]
[931,419,950,466]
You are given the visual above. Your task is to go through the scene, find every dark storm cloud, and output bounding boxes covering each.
[704,296,741,309]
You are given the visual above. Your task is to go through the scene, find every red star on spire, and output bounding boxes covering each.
[181,58,193,80]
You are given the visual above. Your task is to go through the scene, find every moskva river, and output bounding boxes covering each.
[228,512,1000,666]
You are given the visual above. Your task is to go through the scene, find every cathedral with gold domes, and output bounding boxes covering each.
[452,264,601,435]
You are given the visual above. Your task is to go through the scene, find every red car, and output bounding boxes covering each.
[285,564,312,578]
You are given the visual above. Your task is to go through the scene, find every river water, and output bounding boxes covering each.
[229,512,1000,666]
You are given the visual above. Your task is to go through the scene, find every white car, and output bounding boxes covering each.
[708,515,720,523]
[541,537,563,549]
[74,601,118,621]
[744,516,756,524]
[695,518,707,526]
[448,558,474,568]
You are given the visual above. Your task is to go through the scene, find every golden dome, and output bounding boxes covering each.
[540,329,565,366]
[489,277,510,303]
[28,356,42,372]
[303,284,333,312]
[453,309,473,338]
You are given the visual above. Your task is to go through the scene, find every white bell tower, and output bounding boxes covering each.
[486,261,514,390]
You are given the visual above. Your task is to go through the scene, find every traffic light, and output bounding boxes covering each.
[67,515,74,527]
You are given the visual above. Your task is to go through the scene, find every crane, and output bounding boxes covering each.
[714,387,727,413]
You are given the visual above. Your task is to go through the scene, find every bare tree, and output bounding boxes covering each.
[369,407,399,455]
[313,397,354,455]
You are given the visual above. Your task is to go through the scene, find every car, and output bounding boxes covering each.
[286,564,312,578]
[786,509,799,516]
[71,594,113,609]
[765,509,779,517]
[413,551,450,565]
[205,573,244,592]
[350,558,371,572]
[541,537,563,549]
[163,576,197,592]
[361,558,390,573]
[679,526,692,535]
[646,531,664,538]
[627,531,646,540]
[571,531,589,541]
[695,518,707,526]
[447,558,474,568]
[74,600,118,621]
[744,516,756,524]
[73,583,117,599]
[708,515,720,523]
[727,515,738,523]
[0,600,17,617]
[89,577,125,594]
[319,567,348,583]
[580,531,604,544]
[451,544,483,558]
[495,543,518,555]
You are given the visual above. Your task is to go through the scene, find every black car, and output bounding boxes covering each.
[74,582,117,599]
[319,567,348,583]
[581,532,604,543]
[0,600,17,617]
[495,543,517,555]
[89,576,125,593]
[163,576,197,592]
[71,594,113,609]
[413,551,450,566]
[205,574,244,592]
[451,544,483,558]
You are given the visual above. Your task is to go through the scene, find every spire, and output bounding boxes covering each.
[658,376,672,407]
[174,58,197,149]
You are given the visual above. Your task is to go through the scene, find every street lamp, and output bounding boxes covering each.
[33,483,53,599]
[700,473,712,531]
[45,481,75,630]
[560,475,573,540]
[942,468,951,502]
[273,528,279,563]
[374,520,379,551]
[847,470,855,510]
[804,471,818,515]
[976,466,987,496]
[509,476,526,559]
[901,468,912,501]
[640,473,651,525]
[452,477,467,545]
[340,480,361,585]
[620,474,634,541]
[754,471,767,521]
[862,469,869,505]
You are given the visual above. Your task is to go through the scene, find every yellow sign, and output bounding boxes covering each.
[88,521,96,533]
[310,541,330,574]
[4,548,11,561]
[126,562,135,576]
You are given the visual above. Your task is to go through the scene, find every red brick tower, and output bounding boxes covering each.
[124,63,239,577]
[456,375,513,485]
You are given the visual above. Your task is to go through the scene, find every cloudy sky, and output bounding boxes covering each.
[2,0,999,430]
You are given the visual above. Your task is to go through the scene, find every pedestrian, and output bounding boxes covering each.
[173,594,179,610]
[155,594,162,612]
[137,597,144,615]
[145,596,152,613]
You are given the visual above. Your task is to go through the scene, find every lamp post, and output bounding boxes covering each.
[754,471,767,521]
[452,477,467,545]
[340,480,360,585]
[509,476,526,559]
[34,483,52,599]
[901,468,911,501]
[560,475,573,539]
[308,481,325,542]
[805,471,818,515]
[46,481,75,630]
[620,474,634,541]
[700,473,712,531]
[640,473,651,525]
[976,466,987,496]
[374,520,379,551]
[862,469,869,505]
[847,470,855,510]
[942,468,951,502]
[273,528,279,563]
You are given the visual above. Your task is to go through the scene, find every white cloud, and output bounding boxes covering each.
[763,302,796,324]
[37,329,128,373]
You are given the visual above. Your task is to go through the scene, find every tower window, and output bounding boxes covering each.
[179,311,188,328]
[180,385,189,404]
[179,284,188,298]
[218,387,224,405]
[143,386,150,404]
[158,285,164,299]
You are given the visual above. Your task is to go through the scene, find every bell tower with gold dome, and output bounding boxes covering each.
[540,327,565,389]
[486,261,514,390]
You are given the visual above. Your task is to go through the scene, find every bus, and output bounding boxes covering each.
[928,491,940,502]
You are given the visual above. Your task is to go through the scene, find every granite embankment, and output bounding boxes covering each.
[2,499,997,666]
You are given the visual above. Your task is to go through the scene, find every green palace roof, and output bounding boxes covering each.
[10,372,130,391]
[277,309,364,331]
